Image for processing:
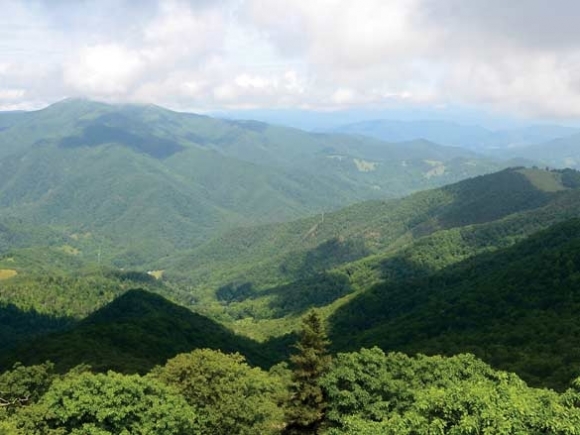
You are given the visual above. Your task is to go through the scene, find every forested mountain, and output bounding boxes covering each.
[329,218,580,390]
[0,289,271,374]
[0,99,502,267]
[2,102,580,429]
[3,165,580,373]
[166,168,580,334]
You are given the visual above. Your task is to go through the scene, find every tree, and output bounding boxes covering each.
[13,370,197,434]
[321,349,580,434]
[152,349,285,435]
[0,362,54,415]
[284,310,331,434]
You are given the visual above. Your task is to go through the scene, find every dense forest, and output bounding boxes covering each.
[3,312,580,434]
[2,101,580,433]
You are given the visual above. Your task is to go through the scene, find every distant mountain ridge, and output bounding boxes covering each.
[498,132,580,169]
[330,118,579,151]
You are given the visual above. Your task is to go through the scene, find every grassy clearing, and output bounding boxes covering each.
[0,269,17,280]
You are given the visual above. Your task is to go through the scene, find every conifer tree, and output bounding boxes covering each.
[284,310,331,434]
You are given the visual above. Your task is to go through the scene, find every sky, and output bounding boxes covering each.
[2,0,580,125]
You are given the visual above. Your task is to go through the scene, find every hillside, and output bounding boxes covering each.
[2,167,580,392]
[159,168,580,342]
[168,167,579,292]
[0,99,504,268]
[3,166,580,344]
[329,218,580,390]
[0,289,273,374]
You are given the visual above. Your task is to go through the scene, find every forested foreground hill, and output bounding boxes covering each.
[0,99,502,267]
[3,327,580,434]
[330,218,580,390]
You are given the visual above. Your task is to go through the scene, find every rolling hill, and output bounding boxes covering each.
[0,289,273,374]
[329,218,580,390]
[1,166,580,392]
[0,99,503,268]
[153,168,580,345]
[2,105,580,392]
[168,167,580,295]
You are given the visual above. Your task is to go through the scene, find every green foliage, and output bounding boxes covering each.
[0,271,160,319]
[153,349,285,435]
[12,370,198,434]
[331,218,580,390]
[285,311,332,434]
[321,348,580,434]
[220,272,354,321]
[0,362,55,414]
[0,269,177,353]
[2,167,580,394]
[4,349,580,435]
[164,167,580,349]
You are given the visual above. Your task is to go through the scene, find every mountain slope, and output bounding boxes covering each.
[0,99,504,267]
[169,167,575,290]
[0,289,273,373]
[329,218,580,390]
[164,168,580,341]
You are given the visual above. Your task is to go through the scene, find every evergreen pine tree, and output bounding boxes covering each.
[284,310,331,434]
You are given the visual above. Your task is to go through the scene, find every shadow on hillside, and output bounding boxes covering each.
[218,272,354,320]
[376,254,438,283]
[262,272,353,318]
[0,289,283,374]
[279,237,371,279]
[431,169,554,232]
[0,303,74,363]
[59,124,184,159]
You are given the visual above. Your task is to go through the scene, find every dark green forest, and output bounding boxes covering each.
[3,313,580,434]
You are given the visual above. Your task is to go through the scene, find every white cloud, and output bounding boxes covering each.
[0,89,25,100]
[64,44,145,96]
[3,0,580,118]
[0,63,12,75]
[331,88,357,105]
[142,0,227,65]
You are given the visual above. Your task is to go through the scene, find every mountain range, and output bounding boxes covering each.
[2,100,580,392]
[330,118,580,153]
[0,99,504,268]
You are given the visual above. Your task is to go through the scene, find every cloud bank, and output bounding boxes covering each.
[1,0,580,118]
